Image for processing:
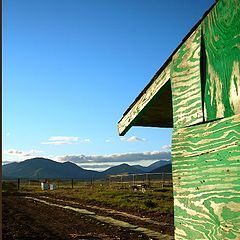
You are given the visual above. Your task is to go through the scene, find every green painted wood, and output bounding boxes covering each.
[202,0,240,121]
[118,62,171,136]
[171,27,203,128]
[172,114,240,240]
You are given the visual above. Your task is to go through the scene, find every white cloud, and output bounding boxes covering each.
[41,136,90,145]
[76,158,171,172]
[161,144,171,151]
[56,151,171,164]
[3,138,171,171]
[4,149,43,157]
[49,136,79,142]
[41,141,73,145]
[127,136,146,142]
[81,139,91,144]
[120,136,146,142]
[56,151,171,171]
[3,149,44,164]
[3,149,171,171]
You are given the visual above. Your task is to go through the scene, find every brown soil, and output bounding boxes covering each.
[54,194,174,227]
[2,192,174,240]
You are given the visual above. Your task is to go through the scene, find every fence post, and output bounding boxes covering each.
[18,178,20,190]
[72,179,74,189]
[163,172,166,187]
[145,173,148,187]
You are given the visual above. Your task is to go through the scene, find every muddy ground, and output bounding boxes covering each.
[2,191,174,240]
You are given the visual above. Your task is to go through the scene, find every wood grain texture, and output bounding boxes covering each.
[172,114,240,240]
[118,63,171,136]
[202,0,240,121]
[171,27,203,129]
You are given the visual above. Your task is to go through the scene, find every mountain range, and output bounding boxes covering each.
[2,157,172,179]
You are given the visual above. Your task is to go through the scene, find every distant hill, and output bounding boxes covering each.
[2,157,172,179]
[2,157,100,179]
[133,160,171,172]
[150,163,172,173]
[101,163,144,177]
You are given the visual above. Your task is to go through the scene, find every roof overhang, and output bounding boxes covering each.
[118,63,173,136]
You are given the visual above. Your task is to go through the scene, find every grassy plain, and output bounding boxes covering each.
[3,179,173,215]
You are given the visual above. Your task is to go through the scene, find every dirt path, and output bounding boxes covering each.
[3,193,173,240]
[37,195,173,236]
[26,196,173,240]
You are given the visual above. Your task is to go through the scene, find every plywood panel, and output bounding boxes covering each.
[171,27,203,128]
[202,0,240,121]
[172,114,240,239]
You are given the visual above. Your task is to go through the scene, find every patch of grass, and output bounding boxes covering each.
[144,200,158,208]
[2,181,18,191]
[12,181,173,214]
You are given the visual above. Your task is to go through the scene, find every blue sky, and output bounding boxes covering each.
[3,0,214,170]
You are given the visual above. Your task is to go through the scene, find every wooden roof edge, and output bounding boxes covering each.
[118,1,218,136]
[118,64,171,136]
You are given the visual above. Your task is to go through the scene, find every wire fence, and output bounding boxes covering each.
[2,173,172,192]
[108,172,172,188]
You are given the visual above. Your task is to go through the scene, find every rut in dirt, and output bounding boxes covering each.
[26,196,173,240]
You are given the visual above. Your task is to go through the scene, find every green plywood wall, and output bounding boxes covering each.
[170,1,240,238]
[171,27,203,128]
[172,114,240,239]
[171,0,240,128]
[202,0,240,121]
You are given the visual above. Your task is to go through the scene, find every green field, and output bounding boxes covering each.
[2,179,173,214]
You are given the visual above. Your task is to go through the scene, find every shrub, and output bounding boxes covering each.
[144,200,157,208]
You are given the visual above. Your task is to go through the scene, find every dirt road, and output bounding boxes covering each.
[3,192,174,240]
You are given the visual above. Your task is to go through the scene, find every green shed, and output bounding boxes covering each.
[118,0,240,239]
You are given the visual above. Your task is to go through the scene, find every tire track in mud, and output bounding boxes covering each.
[40,196,171,228]
[26,196,173,240]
